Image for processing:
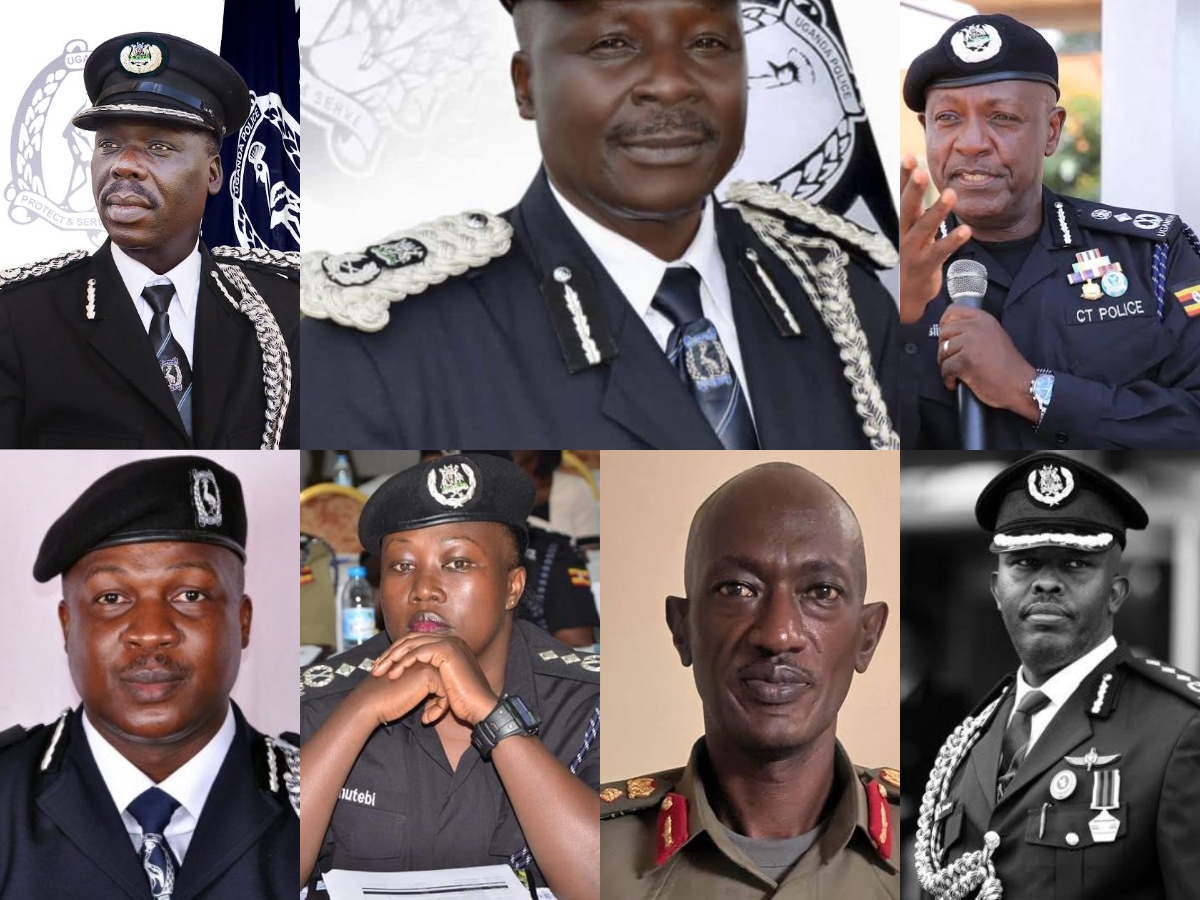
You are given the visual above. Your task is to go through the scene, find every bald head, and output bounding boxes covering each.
[684,463,866,600]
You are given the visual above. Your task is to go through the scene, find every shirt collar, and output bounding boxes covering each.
[110,240,202,320]
[1015,635,1119,709]
[545,177,729,321]
[670,737,893,884]
[82,702,236,822]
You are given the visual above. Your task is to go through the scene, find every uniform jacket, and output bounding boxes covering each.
[0,240,299,448]
[300,619,600,894]
[925,646,1200,899]
[599,738,899,899]
[898,188,1200,448]
[300,169,898,448]
[0,703,299,900]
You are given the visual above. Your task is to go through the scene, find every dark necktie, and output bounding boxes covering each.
[651,266,758,449]
[127,786,181,900]
[142,282,193,439]
[996,689,1050,800]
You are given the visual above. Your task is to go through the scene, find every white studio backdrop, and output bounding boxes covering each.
[303,0,900,255]
[0,2,222,269]
[0,450,300,738]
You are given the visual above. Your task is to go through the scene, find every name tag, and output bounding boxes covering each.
[1068,298,1153,325]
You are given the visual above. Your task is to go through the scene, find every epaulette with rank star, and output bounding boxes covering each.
[531,646,600,684]
[1123,655,1200,707]
[598,768,681,820]
[299,639,382,701]
[1068,196,1184,243]
[856,764,899,863]
[300,210,513,333]
[211,245,300,281]
[0,250,88,289]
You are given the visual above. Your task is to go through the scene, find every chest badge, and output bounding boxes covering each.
[1067,249,1124,301]
[1064,747,1121,771]
[1049,769,1077,800]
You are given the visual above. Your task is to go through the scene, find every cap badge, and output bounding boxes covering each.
[428,462,476,508]
[951,23,1002,64]
[1028,463,1075,507]
[119,41,165,76]
[191,469,223,527]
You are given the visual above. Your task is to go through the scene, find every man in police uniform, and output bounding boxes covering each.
[519,521,599,648]
[0,32,298,449]
[300,0,899,450]
[914,453,1200,899]
[600,462,898,898]
[898,14,1200,448]
[0,456,299,899]
[300,454,600,899]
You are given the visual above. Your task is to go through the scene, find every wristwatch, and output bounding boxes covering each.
[1030,369,1055,426]
[471,694,541,759]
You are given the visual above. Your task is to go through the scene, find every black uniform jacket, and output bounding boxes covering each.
[899,188,1200,448]
[0,703,299,900]
[934,646,1200,899]
[300,169,897,448]
[300,619,601,893]
[0,240,299,448]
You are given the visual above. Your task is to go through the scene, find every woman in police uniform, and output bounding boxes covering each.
[299,454,600,900]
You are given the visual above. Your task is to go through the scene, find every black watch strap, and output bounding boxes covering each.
[471,694,540,760]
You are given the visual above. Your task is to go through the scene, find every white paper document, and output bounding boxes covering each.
[322,865,532,900]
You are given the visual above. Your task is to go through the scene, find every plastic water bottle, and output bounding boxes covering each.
[339,566,376,651]
[332,452,354,487]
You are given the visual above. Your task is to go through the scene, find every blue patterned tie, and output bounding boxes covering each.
[652,266,758,449]
[127,786,180,900]
[141,282,193,439]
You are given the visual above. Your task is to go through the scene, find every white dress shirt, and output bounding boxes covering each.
[110,240,202,364]
[546,178,757,424]
[82,703,236,864]
[1010,635,1118,751]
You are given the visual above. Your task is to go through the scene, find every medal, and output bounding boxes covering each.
[1088,768,1121,843]
[1068,249,1124,301]
[1101,270,1129,297]
[1050,769,1077,800]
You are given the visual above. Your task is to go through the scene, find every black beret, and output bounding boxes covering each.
[975,453,1148,554]
[73,32,250,138]
[903,14,1059,112]
[359,454,534,554]
[35,456,247,582]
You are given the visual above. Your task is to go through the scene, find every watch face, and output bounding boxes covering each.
[508,695,537,728]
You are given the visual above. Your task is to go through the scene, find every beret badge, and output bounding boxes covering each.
[951,23,1002,64]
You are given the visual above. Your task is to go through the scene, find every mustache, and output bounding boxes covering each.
[118,653,188,677]
[738,656,815,684]
[100,182,155,205]
[609,109,719,143]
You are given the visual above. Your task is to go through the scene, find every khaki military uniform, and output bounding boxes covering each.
[600,739,898,899]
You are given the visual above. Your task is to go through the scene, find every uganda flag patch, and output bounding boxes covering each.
[1173,282,1200,317]
[568,567,591,587]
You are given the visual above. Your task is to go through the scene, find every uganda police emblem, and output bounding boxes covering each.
[951,23,1003,64]
[1027,463,1075,508]
[190,469,223,528]
[5,40,106,246]
[428,462,476,509]
[683,327,734,391]
[160,357,184,392]
[230,91,300,251]
[367,237,427,269]
[119,40,166,76]
[729,1,866,203]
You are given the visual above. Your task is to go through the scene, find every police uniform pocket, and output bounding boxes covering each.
[1023,802,1128,849]
[1062,311,1177,385]
[330,787,407,860]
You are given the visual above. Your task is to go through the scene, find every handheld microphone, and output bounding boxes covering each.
[946,259,989,450]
